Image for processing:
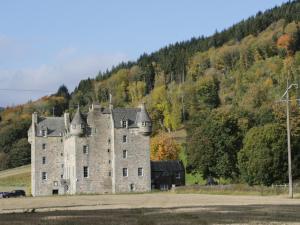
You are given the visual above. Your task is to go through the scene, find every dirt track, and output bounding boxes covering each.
[1,193,300,214]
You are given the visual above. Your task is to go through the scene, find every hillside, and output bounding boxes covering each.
[0,165,30,193]
[1,0,300,185]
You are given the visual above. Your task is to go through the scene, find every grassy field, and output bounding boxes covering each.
[0,165,30,193]
[1,193,300,224]
[1,202,300,225]
[175,183,300,197]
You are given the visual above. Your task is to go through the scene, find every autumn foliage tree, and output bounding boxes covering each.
[150,132,181,160]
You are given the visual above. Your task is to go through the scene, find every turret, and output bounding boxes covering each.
[64,112,70,132]
[70,107,84,136]
[137,103,152,135]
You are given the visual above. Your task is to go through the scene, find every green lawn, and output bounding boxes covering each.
[0,172,30,187]
[0,165,31,194]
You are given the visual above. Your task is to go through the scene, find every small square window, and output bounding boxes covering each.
[123,150,127,159]
[122,120,128,128]
[42,157,46,164]
[83,145,89,154]
[83,166,89,178]
[42,143,46,150]
[138,167,143,177]
[122,135,127,143]
[42,172,47,180]
[42,130,47,137]
[123,168,128,177]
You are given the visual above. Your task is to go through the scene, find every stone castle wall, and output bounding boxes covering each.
[31,136,64,196]
[113,128,151,193]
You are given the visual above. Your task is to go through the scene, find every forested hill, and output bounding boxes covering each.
[1,0,300,186]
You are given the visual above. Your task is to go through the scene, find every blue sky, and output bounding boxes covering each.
[0,0,288,106]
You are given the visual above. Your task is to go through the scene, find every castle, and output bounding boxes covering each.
[28,103,152,196]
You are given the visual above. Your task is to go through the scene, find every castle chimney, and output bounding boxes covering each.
[109,93,113,110]
[32,112,38,124]
[64,112,70,131]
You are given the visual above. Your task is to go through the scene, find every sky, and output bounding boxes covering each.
[0,0,289,107]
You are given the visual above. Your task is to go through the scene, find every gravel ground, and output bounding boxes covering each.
[0,193,299,214]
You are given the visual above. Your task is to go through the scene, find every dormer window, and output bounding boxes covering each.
[122,120,128,128]
[41,129,47,137]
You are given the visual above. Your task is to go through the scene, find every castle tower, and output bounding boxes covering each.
[136,103,152,135]
[70,107,84,136]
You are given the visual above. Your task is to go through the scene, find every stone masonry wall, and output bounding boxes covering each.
[113,128,151,193]
[32,136,64,196]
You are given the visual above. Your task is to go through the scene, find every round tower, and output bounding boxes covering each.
[70,107,84,136]
[137,103,152,135]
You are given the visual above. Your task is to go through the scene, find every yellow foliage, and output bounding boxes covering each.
[150,132,181,160]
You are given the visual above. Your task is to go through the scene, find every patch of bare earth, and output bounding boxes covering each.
[1,193,300,224]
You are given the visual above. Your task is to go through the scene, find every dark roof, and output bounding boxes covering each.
[36,117,65,137]
[151,160,185,172]
[112,108,141,128]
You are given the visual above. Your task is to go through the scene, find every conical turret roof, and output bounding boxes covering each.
[137,103,151,123]
[71,107,84,125]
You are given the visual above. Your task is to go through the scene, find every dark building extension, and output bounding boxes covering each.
[151,160,185,190]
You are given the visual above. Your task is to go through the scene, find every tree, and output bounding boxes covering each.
[55,84,70,100]
[8,138,31,168]
[0,152,8,170]
[238,123,288,186]
[186,109,242,180]
[151,132,181,160]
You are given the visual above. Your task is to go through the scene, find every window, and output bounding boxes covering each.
[108,160,111,164]
[83,166,89,178]
[122,135,127,143]
[42,172,47,180]
[122,120,128,128]
[83,145,89,154]
[123,150,127,159]
[108,138,111,144]
[61,164,64,168]
[42,143,46,150]
[138,167,143,177]
[42,157,46,164]
[142,122,146,127]
[107,149,110,153]
[61,174,63,179]
[130,183,135,191]
[42,130,47,137]
[53,181,58,186]
[123,168,128,177]
[176,172,181,179]
[61,152,63,156]
[108,171,111,176]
